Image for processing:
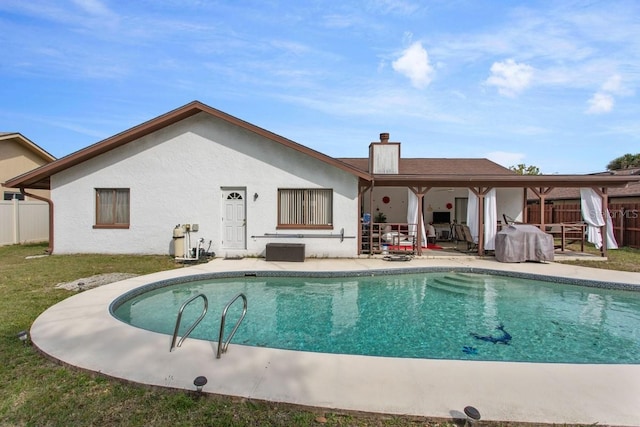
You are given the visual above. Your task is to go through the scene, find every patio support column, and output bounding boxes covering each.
[369,181,375,255]
[358,180,372,255]
[409,186,430,256]
[602,188,609,258]
[469,187,492,256]
[522,188,528,223]
[530,187,553,229]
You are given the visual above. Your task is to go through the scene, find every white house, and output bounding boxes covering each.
[5,101,638,258]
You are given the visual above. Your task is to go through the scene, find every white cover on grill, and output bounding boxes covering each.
[495,224,554,263]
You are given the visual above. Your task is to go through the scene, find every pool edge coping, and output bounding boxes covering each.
[30,258,640,427]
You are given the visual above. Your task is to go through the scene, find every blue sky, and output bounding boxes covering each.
[1,0,638,174]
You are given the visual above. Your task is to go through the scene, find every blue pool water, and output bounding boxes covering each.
[111,272,640,364]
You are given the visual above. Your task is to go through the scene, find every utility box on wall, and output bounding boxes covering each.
[265,243,305,262]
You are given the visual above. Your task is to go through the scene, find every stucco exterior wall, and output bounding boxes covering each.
[51,113,359,257]
[496,188,524,223]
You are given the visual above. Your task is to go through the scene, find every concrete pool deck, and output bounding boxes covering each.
[31,256,640,426]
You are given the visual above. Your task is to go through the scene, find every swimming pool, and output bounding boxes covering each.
[111,270,640,364]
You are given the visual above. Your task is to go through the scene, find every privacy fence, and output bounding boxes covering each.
[526,202,640,248]
[0,199,49,246]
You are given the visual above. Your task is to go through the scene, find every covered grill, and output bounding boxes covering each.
[495,224,554,263]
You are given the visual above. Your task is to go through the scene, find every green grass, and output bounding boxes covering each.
[559,244,640,272]
[2,242,635,426]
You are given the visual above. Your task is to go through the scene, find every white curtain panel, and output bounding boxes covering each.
[466,189,479,243]
[579,188,618,249]
[465,189,497,249]
[484,188,497,250]
[407,189,427,244]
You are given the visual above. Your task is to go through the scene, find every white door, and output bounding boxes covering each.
[222,189,246,249]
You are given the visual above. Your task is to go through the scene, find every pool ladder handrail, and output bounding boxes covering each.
[170,293,208,352]
[217,293,247,359]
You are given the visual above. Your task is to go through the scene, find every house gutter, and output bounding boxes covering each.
[20,188,54,254]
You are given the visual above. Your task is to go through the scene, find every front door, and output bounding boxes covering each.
[222,189,246,249]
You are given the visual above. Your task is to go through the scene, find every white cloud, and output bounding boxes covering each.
[392,42,434,89]
[485,151,526,168]
[369,0,420,15]
[586,92,614,114]
[585,74,630,114]
[72,0,113,17]
[602,74,623,94]
[485,59,534,97]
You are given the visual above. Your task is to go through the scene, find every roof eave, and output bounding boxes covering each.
[4,101,371,190]
[371,174,640,188]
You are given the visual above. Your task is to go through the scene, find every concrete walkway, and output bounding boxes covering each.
[31,257,640,426]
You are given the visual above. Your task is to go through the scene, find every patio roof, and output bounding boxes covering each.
[341,158,640,189]
[366,173,639,188]
[526,168,640,200]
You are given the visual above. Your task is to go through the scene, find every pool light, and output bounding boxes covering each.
[17,330,29,345]
[193,376,207,392]
[463,406,481,426]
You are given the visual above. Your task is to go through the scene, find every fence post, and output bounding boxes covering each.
[619,207,625,247]
[12,198,20,244]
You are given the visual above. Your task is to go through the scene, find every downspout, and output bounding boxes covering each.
[20,188,54,254]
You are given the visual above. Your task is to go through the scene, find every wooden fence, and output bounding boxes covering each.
[526,202,640,248]
[0,199,49,246]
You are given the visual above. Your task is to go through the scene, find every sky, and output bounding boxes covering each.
[1,0,638,174]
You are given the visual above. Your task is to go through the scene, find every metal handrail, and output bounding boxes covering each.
[217,293,247,358]
[170,293,208,352]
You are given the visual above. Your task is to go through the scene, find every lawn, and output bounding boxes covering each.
[559,243,640,272]
[2,242,637,426]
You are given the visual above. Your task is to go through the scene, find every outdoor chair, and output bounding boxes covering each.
[461,225,478,252]
[453,224,466,247]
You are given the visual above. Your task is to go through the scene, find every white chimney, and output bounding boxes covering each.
[369,132,400,174]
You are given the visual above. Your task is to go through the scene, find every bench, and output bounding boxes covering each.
[265,243,305,262]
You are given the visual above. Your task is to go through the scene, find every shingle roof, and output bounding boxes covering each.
[4,101,639,191]
[338,158,515,175]
[3,101,369,190]
[527,168,640,200]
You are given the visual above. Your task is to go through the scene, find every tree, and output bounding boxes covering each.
[606,153,640,170]
[509,163,541,175]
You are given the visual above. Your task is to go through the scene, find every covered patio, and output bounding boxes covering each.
[356,174,639,258]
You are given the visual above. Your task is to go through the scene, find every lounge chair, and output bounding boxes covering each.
[453,224,466,247]
[461,225,478,252]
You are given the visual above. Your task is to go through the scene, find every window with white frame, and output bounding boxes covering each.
[95,188,130,228]
[278,188,333,228]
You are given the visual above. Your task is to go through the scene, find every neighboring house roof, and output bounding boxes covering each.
[1,133,56,200]
[527,168,640,201]
[0,132,56,163]
[3,101,371,190]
